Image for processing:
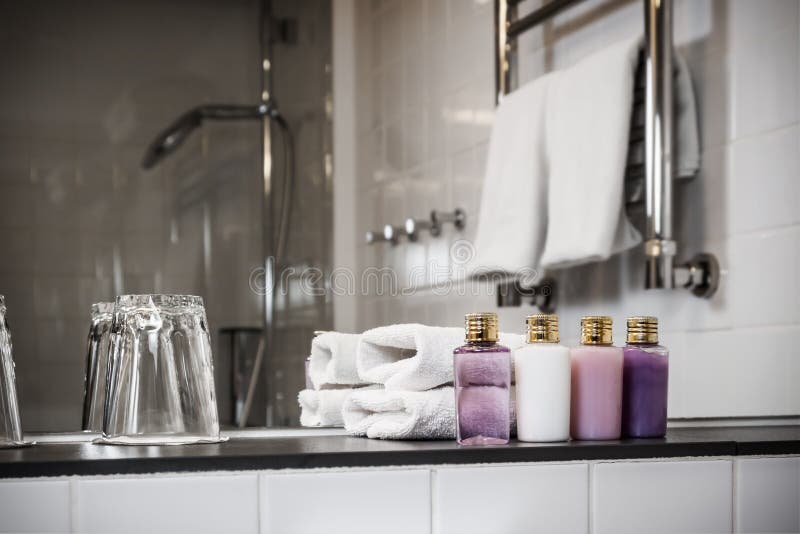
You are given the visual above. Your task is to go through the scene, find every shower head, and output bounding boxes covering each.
[142,103,285,169]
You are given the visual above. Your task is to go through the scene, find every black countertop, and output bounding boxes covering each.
[1,426,798,479]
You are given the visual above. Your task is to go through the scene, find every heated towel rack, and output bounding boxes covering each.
[496,0,720,309]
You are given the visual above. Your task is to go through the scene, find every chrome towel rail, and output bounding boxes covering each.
[495,0,720,308]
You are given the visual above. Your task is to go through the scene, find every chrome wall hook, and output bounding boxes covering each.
[404,218,440,241]
[365,226,398,246]
[431,208,466,231]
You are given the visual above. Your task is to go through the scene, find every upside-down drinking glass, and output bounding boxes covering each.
[81,302,113,432]
[0,295,24,447]
[102,295,222,444]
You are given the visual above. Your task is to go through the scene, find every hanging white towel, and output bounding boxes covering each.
[467,74,555,276]
[298,388,354,427]
[308,332,366,389]
[674,53,701,178]
[540,36,642,269]
[356,324,525,391]
[343,386,518,440]
[540,36,701,269]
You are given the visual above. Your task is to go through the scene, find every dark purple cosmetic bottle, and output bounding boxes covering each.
[622,316,669,438]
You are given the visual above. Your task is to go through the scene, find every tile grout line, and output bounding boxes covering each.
[587,462,594,534]
[429,469,438,534]
[69,477,79,533]
[731,459,738,533]
[256,473,263,534]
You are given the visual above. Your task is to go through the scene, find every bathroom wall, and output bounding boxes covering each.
[0,0,334,430]
[0,0,265,430]
[338,0,800,418]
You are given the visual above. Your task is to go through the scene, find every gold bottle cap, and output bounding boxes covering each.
[526,314,560,343]
[464,312,499,343]
[581,316,613,345]
[627,316,659,344]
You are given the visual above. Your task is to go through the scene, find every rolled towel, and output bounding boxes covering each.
[356,324,525,391]
[298,388,353,427]
[309,332,366,389]
[343,386,517,440]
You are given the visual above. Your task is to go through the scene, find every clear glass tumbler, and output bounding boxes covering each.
[81,302,113,432]
[102,295,222,444]
[0,295,25,447]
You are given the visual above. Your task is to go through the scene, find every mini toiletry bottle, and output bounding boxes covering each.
[453,312,511,445]
[570,316,623,440]
[622,316,669,438]
[515,314,571,442]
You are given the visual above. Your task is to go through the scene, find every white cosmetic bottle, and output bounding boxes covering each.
[514,314,571,442]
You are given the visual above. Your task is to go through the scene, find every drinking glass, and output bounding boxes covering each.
[0,295,25,447]
[81,302,113,432]
[102,294,223,444]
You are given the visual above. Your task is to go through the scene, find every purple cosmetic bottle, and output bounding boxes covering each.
[622,316,669,438]
[453,313,511,445]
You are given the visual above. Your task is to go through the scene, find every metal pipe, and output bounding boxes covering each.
[259,0,276,426]
[643,0,675,289]
[495,0,510,103]
[506,0,583,39]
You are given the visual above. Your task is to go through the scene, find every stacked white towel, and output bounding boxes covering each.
[342,387,455,440]
[298,388,353,428]
[299,324,524,440]
[343,386,518,440]
[356,324,525,391]
[308,331,366,389]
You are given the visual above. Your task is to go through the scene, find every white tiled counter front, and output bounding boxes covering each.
[1,457,799,533]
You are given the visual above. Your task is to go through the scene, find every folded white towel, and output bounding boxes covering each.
[343,386,517,440]
[298,388,353,427]
[468,74,554,275]
[356,324,525,391]
[309,332,366,389]
[343,387,455,439]
[540,36,701,269]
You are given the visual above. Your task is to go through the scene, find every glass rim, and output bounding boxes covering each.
[115,294,205,311]
[90,302,115,317]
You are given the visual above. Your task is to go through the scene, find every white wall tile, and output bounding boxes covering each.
[730,4,799,138]
[260,469,431,534]
[731,125,800,233]
[0,479,70,533]
[75,474,259,534]
[735,457,800,534]
[593,460,733,534]
[730,226,800,328]
[681,326,800,417]
[435,464,588,534]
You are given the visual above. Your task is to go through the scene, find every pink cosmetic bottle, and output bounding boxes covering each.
[570,316,623,440]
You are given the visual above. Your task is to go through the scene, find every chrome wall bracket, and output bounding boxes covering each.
[496,277,557,313]
[674,253,720,299]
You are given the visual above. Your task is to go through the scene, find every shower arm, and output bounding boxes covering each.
[141,102,287,170]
